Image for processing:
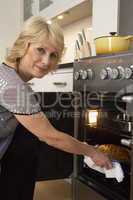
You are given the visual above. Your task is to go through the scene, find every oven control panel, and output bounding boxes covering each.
[74,52,133,93]
[74,69,94,80]
[100,65,133,80]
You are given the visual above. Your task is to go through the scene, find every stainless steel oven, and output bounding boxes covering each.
[72,52,133,200]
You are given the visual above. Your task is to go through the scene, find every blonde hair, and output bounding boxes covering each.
[5,16,64,64]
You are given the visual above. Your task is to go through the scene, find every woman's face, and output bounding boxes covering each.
[20,40,60,79]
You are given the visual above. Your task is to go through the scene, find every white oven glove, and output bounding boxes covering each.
[84,156,124,182]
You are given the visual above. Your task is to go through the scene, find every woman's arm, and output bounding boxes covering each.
[14,111,112,169]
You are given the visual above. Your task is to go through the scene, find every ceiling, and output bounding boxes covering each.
[52,0,92,27]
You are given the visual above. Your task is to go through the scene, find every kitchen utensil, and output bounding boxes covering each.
[77,30,92,57]
[95,32,133,55]
[82,29,87,41]
[76,40,80,50]
[76,35,84,59]
[78,33,83,46]
[74,40,81,60]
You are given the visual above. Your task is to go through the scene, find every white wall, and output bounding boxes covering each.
[61,16,92,63]
[0,0,22,62]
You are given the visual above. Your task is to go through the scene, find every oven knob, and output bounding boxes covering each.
[74,71,80,80]
[124,67,133,79]
[100,68,108,80]
[87,69,94,80]
[106,67,114,80]
[111,68,119,79]
[80,70,88,80]
[78,70,86,80]
[117,66,125,79]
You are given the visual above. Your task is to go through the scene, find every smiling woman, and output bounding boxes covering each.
[25,43,60,78]
[0,16,112,200]
[0,16,65,200]
[5,16,64,81]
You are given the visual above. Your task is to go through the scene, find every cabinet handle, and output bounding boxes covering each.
[53,82,67,86]
[27,82,34,86]
[121,95,133,103]
[121,139,132,147]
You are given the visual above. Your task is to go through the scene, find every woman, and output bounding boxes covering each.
[0,16,112,199]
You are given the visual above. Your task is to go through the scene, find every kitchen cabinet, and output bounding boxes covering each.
[29,67,73,92]
[118,0,133,35]
[38,0,85,19]
[23,0,86,21]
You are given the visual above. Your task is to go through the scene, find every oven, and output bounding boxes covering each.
[72,52,133,200]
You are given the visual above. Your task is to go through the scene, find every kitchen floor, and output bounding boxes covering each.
[33,179,72,200]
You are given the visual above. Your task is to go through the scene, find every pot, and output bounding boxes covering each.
[95,32,133,55]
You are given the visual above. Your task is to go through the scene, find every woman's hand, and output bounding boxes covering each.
[88,145,112,169]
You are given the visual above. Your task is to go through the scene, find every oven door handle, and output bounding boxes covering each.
[121,138,132,147]
[121,95,133,103]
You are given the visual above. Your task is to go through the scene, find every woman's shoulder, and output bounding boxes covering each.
[0,63,24,85]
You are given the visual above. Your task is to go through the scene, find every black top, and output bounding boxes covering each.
[0,63,41,159]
